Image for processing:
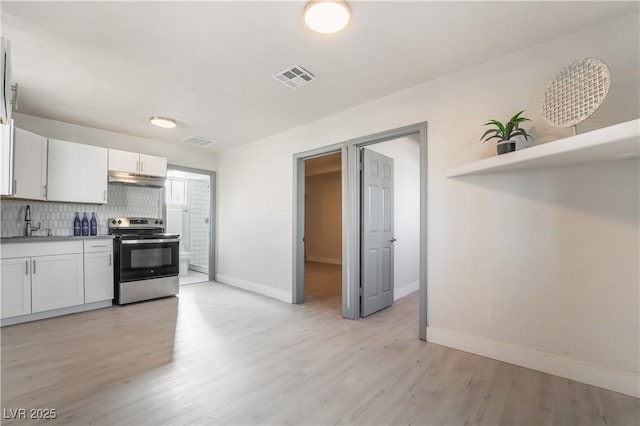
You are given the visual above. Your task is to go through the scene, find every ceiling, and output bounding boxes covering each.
[2,1,637,151]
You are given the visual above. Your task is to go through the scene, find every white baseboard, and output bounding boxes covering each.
[394,280,419,300]
[189,264,208,274]
[1,300,112,327]
[426,326,640,398]
[216,274,292,303]
[306,255,342,265]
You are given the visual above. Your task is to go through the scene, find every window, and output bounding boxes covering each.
[166,179,186,205]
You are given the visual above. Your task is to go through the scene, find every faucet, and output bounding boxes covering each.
[24,205,41,237]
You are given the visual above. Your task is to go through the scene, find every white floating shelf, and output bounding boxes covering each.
[446,119,640,178]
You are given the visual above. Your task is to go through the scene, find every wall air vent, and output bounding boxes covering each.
[272,64,316,89]
[182,136,217,147]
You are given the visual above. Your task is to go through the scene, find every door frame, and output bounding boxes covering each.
[292,121,428,340]
[293,143,347,309]
[166,164,217,282]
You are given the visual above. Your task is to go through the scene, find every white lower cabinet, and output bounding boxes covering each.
[84,251,114,303]
[31,253,84,313]
[1,239,113,324]
[0,257,32,319]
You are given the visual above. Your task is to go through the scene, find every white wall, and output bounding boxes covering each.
[13,113,218,171]
[368,135,420,300]
[216,13,639,396]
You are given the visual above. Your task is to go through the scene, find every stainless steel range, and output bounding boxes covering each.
[109,217,180,305]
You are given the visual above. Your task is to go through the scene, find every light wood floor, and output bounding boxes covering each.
[2,265,639,425]
[304,260,342,315]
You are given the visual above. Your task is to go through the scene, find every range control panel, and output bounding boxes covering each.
[108,217,164,229]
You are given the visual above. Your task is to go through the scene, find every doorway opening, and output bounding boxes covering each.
[304,152,343,314]
[165,166,216,286]
[293,122,427,339]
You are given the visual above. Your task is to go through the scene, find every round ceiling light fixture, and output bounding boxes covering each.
[304,1,351,34]
[149,116,177,128]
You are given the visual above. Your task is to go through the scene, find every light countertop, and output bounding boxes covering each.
[0,235,114,244]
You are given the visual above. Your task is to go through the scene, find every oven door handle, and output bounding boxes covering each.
[120,238,180,245]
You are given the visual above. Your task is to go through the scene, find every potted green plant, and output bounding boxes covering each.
[481,110,533,155]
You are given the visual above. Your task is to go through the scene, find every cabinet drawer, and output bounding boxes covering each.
[84,239,113,253]
[1,241,83,259]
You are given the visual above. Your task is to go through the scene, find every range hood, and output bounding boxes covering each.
[108,171,166,188]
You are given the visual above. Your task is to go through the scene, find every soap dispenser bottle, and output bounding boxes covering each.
[81,212,89,236]
[90,212,98,236]
[73,212,81,236]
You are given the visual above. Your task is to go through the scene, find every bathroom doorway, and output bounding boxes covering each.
[165,166,216,286]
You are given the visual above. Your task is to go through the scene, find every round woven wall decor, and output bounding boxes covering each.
[542,57,611,128]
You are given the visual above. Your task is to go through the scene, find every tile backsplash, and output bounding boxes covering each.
[1,185,163,237]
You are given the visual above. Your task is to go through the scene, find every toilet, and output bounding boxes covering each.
[166,208,191,276]
[179,251,191,276]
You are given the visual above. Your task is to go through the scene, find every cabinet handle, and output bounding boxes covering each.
[91,245,107,248]
[32,259,36,274]
[42,185,47,197]
[109,254,112,266]
[103,189,107,201]
[136,160,140,172]
[12,179,17,194]
[11,83,18,110]
[25,260,29,275]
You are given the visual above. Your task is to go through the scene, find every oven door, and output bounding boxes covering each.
[119,238,179,282]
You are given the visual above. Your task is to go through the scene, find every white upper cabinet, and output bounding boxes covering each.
[0,37,14,196]
[139,153,167,177]
[108,149,139,174]
[47,139,108,204]
[0,122,13,195]
[108,149,167,177]
[1,36,12,124]
[13,127,47,200]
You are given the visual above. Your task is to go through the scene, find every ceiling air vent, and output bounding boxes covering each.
[272,64,316,89]
[182,136,217,147]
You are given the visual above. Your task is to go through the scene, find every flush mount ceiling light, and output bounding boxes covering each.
[304,1,351,34]
[149,116,177,128]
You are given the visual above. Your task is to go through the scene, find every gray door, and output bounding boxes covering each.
[361,147,394,317]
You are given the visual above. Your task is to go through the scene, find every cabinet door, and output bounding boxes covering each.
[84,251,114,303]
[47,139,108,204]
[108,149,139,174]
[0,122,13,195]
[0,257,31,319]
[139,154,167,177]
[13,127,47,200]
[31,254,84,313]
[1,37,12,124]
